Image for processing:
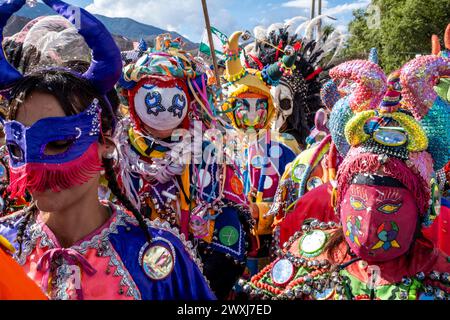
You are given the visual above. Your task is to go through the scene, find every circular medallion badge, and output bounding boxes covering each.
[219,226,239,246]
[312,287,335,300]
[230,175,244,195]
[271,258,294,286]
[141,243,175,281]
[306,176,323,191]
[299,230,328,258]
[292,163,306,182]
[251,155,264,169]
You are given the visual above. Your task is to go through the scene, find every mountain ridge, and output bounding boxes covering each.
[12,2,198,49]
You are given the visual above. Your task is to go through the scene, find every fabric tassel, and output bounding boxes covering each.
[8,143,103,199]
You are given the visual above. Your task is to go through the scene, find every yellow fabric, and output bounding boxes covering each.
[255,202,273,235]
[128,127,166,159]
[0,235,15,254]
[278,133,302,155]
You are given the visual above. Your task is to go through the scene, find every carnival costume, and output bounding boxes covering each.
[115,35,252,299]
[244,16,344,147]
[219,31,301,275]
[266,49,380,240]
[239,55,450,300]
[0,0,214,300]
[431,24,450,200]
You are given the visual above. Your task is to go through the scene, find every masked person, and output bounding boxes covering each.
[219,31,302,276]
[267,50,384,247]
[239,55,450,300]
[115,34,252,299]
[244,17,343,148]
[0,0,215,300]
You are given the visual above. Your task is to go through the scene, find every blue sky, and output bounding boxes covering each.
[66,0,370,41]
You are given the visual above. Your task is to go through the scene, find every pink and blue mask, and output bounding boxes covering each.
[3,100,104,198]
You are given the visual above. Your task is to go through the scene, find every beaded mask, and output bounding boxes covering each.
[3,100,103,198]
[341,181,418,262]
[233,93,269,130]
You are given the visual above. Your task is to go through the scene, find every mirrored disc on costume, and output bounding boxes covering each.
[431,181,441,218]
[312,287,335,300]
[293,164,306,181]
[271,258,294,286]
[299,230,327,257]
[219,226,239,246]
[198,169,212,188]
[251,155,267,169]
[269,145,283,158]
[141,244,175,280]
[373,128,407,147]
[306,177,323,191]
[264,176,274,190]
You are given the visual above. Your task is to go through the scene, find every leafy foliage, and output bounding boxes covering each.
[342,0,450,72]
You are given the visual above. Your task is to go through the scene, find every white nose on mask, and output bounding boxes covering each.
[134,84,188,131]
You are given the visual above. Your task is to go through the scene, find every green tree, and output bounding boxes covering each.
[342,0,450,73]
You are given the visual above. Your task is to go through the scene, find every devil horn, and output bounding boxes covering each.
[445,24,450,50]
[42,0,122,94]
[431,34,441,55]
[329,60,387,112]
[0,0,26,91]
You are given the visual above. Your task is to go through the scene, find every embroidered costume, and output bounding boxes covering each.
[0,0,215,300]
[219,31,301,275]
[0,202,214,300]
[116,35,252,299]
[239,54,450,300]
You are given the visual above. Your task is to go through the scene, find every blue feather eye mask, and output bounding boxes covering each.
[3,99,104,198]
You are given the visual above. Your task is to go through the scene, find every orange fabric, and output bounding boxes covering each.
[0,248,47,300]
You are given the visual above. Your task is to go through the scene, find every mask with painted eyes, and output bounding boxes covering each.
[132,79,189,131]
[3,99,103,198]
[271,84,294,129]
[233,96,268,130]
[340,174,419,262]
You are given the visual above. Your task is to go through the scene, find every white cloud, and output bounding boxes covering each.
[282,0,329,9]
[86,0,235,42]
[323,1,370,16]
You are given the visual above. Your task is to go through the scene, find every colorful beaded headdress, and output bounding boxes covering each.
[117,34,205,132]
[243,16,343,144]
[221,31,298,130]
[0,0,122,96]
[431,24,450,103]
[334,54,450,227]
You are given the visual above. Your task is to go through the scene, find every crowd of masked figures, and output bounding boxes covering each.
[0,0,449,301]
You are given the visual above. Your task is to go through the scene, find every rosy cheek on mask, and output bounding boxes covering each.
[340,184,418,262]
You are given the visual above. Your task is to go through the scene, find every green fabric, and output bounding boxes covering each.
[435,77,450,102]
[339,269,409,300]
